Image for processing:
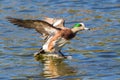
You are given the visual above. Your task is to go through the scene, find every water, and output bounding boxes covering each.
[0,0,120,80]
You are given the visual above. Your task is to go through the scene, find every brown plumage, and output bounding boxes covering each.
[43,16,65,29]
[6,17,61,38]
[60,29,75,40]
[6,16,89,57]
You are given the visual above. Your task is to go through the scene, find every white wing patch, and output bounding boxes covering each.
[44,27,57,35]
[43,37,52,52]
[53,19,63,26]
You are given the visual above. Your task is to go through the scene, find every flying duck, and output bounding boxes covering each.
[6,16,90,58]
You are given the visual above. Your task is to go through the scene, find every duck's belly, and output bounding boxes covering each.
[42,37,52,52]
[54,38,68,51]
[43,37,68,52]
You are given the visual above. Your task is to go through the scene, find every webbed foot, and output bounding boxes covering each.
[34,48,45,57]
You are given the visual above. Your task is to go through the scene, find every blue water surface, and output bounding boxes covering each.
[0,0,120,80]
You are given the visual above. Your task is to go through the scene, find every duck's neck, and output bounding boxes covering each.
[71,28,79,33]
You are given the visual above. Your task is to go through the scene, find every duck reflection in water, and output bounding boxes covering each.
[34,54,77,79]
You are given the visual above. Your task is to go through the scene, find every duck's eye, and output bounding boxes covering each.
[76,24,82,27]
[79,24,82,26]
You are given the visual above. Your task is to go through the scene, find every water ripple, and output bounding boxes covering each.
[0,0,120,80]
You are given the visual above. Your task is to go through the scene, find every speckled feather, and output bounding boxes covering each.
[6,17,61,37]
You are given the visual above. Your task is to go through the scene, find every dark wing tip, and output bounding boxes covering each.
[6,16,13,19]
[6,16,14,21]
[6,16,19,23]
[6,16,30,28]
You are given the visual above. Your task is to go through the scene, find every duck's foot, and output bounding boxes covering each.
[66,55,72,59]
[57,51,72,59]
[54,51,67,59]
[34,48,45,57]
[59,51,66,58]
[34,52,40,57]
[59,55,72,59]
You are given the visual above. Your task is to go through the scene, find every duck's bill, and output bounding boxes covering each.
[84,27,90,30]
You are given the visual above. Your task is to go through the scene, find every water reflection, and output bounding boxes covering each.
[34,54,76,79]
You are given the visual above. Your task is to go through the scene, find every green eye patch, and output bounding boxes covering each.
[73,23,82,28]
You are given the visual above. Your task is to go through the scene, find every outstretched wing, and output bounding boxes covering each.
[43,17,65,29]
[6,17,61,39]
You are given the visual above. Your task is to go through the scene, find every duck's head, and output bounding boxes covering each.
[71,23,90,33]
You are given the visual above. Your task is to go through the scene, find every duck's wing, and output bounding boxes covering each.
[44,17,65,29]
[44,17,55,25]
[6,17,61,39]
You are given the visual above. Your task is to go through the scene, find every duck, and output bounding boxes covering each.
[6,16,90,58]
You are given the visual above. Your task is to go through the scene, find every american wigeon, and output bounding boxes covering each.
[6,17,90,57]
